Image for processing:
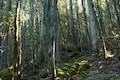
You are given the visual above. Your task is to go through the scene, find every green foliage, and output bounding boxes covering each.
[39,68,49,78]
[0,67,14,80]
[56,60,90,78]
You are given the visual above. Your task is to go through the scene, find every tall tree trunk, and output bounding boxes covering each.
[0,0,2,16]
[81,0,90,51]
[21,0,26,62]
[75,0,81,48]
[51,0,57,79]
[87,0,97,50]
[69,0,77,46]
[4,0,12,68]
[96,0,112,58]
[6,0,13,67]
[51,0,60,79]
[29,0,34,62]
[65,0,70,39]
[105,0,113,35]
[112,0,120,30]
[6,0,11,15]
[13,0,21,79]
[40,0,46,67]
[0,0,3,70]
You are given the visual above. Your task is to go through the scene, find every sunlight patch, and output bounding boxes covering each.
[105,50,114,58]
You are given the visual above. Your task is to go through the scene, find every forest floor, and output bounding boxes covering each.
[79,53,120,80]
[20,49,120,80]
[60,49,120,80]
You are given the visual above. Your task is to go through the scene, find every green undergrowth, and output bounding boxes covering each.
[0,66,14,80]
[56,60,90,79]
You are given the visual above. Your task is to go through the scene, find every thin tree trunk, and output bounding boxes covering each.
[13,0,21,79]
[0,0,2,16]
[96,0,108,58]
[6,0,11,15]
[105,0,113,34]
[81,0,90,51]
[0,0,3,70]
[51,0,56,79]
[5,0,12,68]
[65,0,70,38]
[75,0,81,48]
[51,0,60,79]
[112,0,120,30]
[40,0,46,67]
[29,0,34,62]
[69,0,77,46]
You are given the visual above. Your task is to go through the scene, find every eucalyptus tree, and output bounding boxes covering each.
[112,0,120,30]
[29,0,35,62]
[81,0,88,28]
[69,0,77,46]
[0,0,2,16]
[51,0,57,78]
[13,0,19,67]
[20,0,26,63]
[65,0,74,48]
[34,0,40,61]
[40,0,46,67]
[65,0,70,36]
[105,0,113,34]
[96,0,108,57]
[1,0,12,69]
[51,0,60,79]
[13,0,21,79]
[75,0,79,20]
[87,0,97,50]
[75,0,81,48]
[6,0,15,67]
[6,0,11,14]
[0,32,3,70]
[0,0,4,70]
[81,0,90,50]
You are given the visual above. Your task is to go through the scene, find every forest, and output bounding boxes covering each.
[0,0,120,80]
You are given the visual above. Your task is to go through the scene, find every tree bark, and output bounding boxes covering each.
[112,0,120,30]
[87,0,98,50]
[13,0,21,79]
